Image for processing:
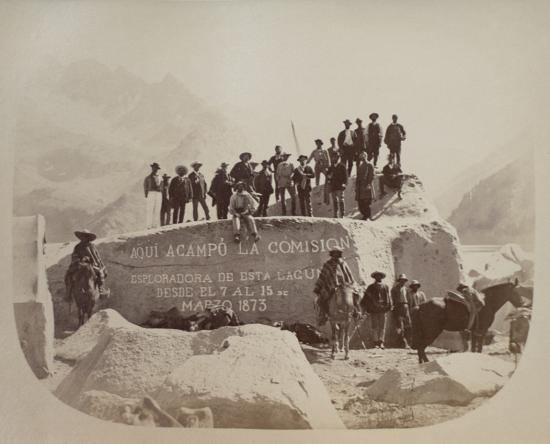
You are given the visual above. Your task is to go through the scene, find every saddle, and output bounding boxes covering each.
[445,290,481,330]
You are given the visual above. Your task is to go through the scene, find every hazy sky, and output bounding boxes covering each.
[4,1,549,195]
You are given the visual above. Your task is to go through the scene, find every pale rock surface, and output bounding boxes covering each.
[366,352,514,406]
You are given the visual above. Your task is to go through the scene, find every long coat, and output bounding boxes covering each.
[384,123,406,148]
[354,126,368,153]
[253,170,274,195]
[355,160,375,200]
[168,175,193,205]
[367,122,383,149]
[188,171,208,199]
[337,128,357,149]
[209,169,233,203]
[230,161,254,184]
[328,163,348,191]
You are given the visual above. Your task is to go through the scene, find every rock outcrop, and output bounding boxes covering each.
[366,353,515,406]
[53,311,343,429]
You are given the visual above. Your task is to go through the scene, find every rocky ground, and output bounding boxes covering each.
[302,334,518,429]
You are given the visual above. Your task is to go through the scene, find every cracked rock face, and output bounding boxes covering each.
[53,311,344,429]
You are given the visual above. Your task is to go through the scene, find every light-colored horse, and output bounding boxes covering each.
[327,284,357,360]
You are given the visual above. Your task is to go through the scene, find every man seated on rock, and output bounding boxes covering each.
[380,155,404,199]
[64,229,108,301]
[313,247,358,326]
[229,181,260,243]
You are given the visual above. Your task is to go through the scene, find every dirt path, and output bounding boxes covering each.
[303,335,517,428]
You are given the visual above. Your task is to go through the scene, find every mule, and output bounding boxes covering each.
[411,282,524,363]
[327,284,358,360]
[70,260,101,328]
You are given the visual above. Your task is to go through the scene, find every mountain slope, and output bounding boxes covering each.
[448,150,534,249]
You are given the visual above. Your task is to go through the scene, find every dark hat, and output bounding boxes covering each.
[261,160,269,166]
[397,273,408,281]
[329,247,344,257]
[330,137,336,141]
[281,152,292,158]
[297,155,308,161]
[369,112,379,120]
[314,139,323,145]
[275,145,282,150]
[371,271,386,279]
[74,229,97,241]
[239,152,252,160]
[343,119,352,125]
[355,118,363,123]
[456,283,469,291]
[220,162,229,168]
[162,173,171,179]
[190,161,202,168]
[409,280,421,288]
[250,161,259,169]
[150,162,161,170]
[392,114,398,119]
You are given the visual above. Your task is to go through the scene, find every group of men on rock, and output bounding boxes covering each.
[143,114,407,240]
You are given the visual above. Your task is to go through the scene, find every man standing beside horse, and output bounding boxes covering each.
[361,271,392,349]
[64,229,108,302]
[391,274,412,348]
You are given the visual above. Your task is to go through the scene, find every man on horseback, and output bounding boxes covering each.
[313,247,359,326]
[64,230,108,301]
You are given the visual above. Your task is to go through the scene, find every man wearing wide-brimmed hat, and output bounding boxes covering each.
[64,230,107,302]
[293,154,315,217]
[143,162,163,229]
[275,152,296,216]
[253,160,274,217]
[313,247,357,326]
[407,280,427,310]
[391,273,412,348]
[169,165,193,224]
[337,119,357,176]
[327,153,348,218]
[355,151,375,221]
[307,139,331,187]
[230,152,255,192]
[367,113,383,167]
[160,173,172,226]
[361,271,392,349]
[209,162,233,220]
[188,161,210,222]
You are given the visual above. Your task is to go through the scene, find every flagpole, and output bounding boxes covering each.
[291,120,302,156]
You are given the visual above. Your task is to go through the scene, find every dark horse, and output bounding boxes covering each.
[411,281,524,363]
[70,259,101,327]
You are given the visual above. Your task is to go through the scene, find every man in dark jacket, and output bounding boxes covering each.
[230,152,255,192]
[188,161,210,221]
[169,165,193,224]
[327,137,340,166]
[380,156,404,199]
[337,119,357,176]
[268,145,284,200]
[367,113,383,167]
[64,230,107,301]
[160,173,171,226]
[209,162,233,220]
[361,271,392,349]
[293,155,315,217]
[355,152,375,221]
[327,154,348,218]
[391,273,412,348]
[384,114,407,166]
[253,160,274,217]
[354,118,368,171]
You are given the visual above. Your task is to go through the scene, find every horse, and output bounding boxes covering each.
[70,259,101,328]
[411,281,524,363]
[327,284,358,360]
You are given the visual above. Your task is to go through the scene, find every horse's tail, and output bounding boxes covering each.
[410,308,422,350]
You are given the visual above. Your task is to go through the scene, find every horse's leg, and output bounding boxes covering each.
[338,323,344,352]
[330,323,337,359]
[344,322,350,360]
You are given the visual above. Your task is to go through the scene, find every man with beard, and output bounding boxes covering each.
[367,113,383,167]
[253,160,274,217]
[209,162,233,220]
[355,152,375,221]
[230,152,255,192]
[169,165,193,224]
[188,161,210,221]
[293,155,315,216]
[337,119,357,176]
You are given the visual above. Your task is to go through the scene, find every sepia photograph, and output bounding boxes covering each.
[1,0,549,441]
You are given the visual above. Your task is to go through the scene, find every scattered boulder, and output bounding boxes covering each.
[53,311,342,429]
[366,353,515,406]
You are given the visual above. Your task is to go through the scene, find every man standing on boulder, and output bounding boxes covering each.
[354,118,368,171]
[384,114,407,166]
[293,155,315,217]
[188,161,210,221]
[160,173,172,226]
[307,139,331,186]
[275,152,296,216]
[253,160,274,217]
[209,162,233,220]
[313,247,357,326]
[367,113,383,167]
[391,274,412,348]
[355,152,375,221]
[337,119,357,176]
[361,271,392,349]
[143,162,163,229]
[268,145,284,200]
[327,154,348,218]
[169,165,193,224]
